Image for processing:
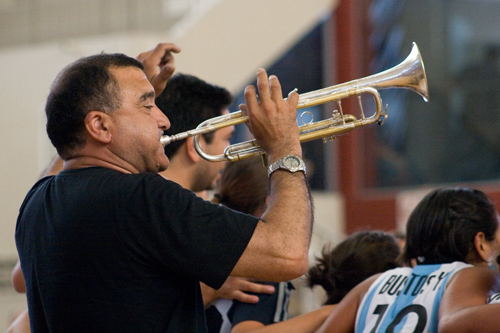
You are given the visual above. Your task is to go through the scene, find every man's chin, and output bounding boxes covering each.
[157,156,170,172]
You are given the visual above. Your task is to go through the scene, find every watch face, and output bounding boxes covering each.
[268,155,305,177]
[284,156,301,169]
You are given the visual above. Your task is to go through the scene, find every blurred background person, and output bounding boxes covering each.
[307,230,401,306]
[158,73,234,199]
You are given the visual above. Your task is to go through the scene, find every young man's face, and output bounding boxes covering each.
[193,109,234,192]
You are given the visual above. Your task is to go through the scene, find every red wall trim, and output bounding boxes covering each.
[334,0,397,233]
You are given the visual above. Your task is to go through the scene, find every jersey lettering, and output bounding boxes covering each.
[378,271,450,296]
[356,262,472,333]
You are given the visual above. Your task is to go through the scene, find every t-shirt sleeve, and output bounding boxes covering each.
[123,173,259,289]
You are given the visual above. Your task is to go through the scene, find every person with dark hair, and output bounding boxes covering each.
[207,157,335,333]
[15,42,313,332]
[317,187,500,333]
[211,156,271,216]
[159,73,232,160]
[156,74,276,307]
[307,230,401,306]
[157,73,234,197]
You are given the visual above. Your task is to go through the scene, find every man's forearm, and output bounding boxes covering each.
[264,169,313,251]
[235,168,312,282]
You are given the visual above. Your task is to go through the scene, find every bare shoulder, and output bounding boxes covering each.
[447,266,499,290]
[441,266,500,319]
[439,267,500,332]
[353,273,383,300]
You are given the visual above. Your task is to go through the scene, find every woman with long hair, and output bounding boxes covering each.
[316,187,500,333]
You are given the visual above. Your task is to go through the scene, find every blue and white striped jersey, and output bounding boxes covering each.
[355,262,471,333]
[487,292,500,304]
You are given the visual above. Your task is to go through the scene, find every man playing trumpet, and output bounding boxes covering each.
[15,43,312,332]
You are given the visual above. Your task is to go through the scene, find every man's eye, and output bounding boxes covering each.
[145,105,153,110]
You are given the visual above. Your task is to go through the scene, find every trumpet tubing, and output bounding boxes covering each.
[160,42,429,163]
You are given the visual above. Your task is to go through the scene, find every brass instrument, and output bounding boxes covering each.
[160,42,429,163]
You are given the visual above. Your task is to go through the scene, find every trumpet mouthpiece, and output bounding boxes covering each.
[160,135,172,147]
[160,131,191,146]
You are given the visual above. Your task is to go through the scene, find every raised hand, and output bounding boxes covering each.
[136,43,181,97]
[240,69,301,162]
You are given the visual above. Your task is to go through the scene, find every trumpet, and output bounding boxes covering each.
[160,42,429,163]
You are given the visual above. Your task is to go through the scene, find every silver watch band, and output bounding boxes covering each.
[267,155,306,177]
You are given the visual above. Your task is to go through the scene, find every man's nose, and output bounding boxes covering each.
[154,107,170,130]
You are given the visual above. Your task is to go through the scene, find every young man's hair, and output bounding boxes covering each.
[156,73,233,158]
[402,187,498,266]
[307,231,401,305]
[212,156,269,216]
[46,53,143,159]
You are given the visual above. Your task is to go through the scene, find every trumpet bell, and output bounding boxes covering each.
[160,42,429,163]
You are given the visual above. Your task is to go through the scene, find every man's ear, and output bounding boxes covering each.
[474,231,494,262]
[84,111,112,144]
[185,136,203,163]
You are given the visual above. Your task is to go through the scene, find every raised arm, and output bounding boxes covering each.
[231,69,312,282]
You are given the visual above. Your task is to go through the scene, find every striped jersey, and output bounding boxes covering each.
[487,292,500,304]
[355,262,471,333]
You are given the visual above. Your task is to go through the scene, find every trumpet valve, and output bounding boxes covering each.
[323,136,333,143]
[330,110,345,126]
[377,104,389,125]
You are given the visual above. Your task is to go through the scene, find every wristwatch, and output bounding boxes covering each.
[268,155,306,177]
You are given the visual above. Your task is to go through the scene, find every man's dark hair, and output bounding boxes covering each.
[156,73,233,158]
[307,231,401,305]
[402,187,498,266]
[45,53,144,159]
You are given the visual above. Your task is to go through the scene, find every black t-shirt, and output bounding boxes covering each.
[15,167,259,332]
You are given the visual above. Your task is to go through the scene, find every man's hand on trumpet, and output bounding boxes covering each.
[241,69,302,164]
